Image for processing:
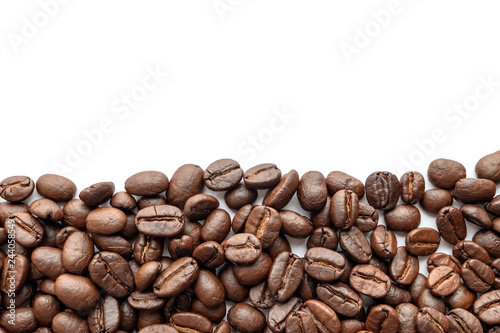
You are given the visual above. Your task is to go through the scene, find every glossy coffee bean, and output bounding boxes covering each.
[110,191,137,210]
[228,303,266,333]
[192,241,225,270]
[36,174,76,202]
[52,312,90,333]
[473,290,500,325]
[447,308,482,333]
[249,281,276,309]
[224,183,258,210]
[127,291,166,310]
[268,251,304,302]
[0,175,34,202]
[330,190,359,230]
[339,226,372,264]
[62,231,94,274]
[307,227,338,250]
[233,252,272,286]
[355,202,379,232]
[0,201,29,224]
[400,171,425,204]
[405,227,440,256]
[31,246,66,280]
[486,196,500,216]
[417,307,449,333]
[244,163,282,190]
[436,206,466,245]
[418,288,447,314]
[365,172,400,211]
[377,283,412,307]
[224,233,262,265]
[266,234,292,259]
[29,198,63,222]
[184,193,219,221]
[167,164,204,207]
[135,204,184,237]
[302,299,341,333]
[427,265,460,296]
[135,261,162,292]
[285,310,318,333]
[193,269,225,308]
[154,257,198,298]
[339,319,364,333]
[349,264,391,298]
[326,171,365,199]
[462,259,495,293]
[139,325,178,333]
[219,265,249,303]
[62,199,92,230]
[79,181,115,207]
[384,204,421,232]
[0,307,38,333]
[203,158,243,191]
[245,205,282,248]
[298,171,328,212]
[389,247,419,286]
[267,297,303,333]
[461,204,493,229]
[476,150,500,183]
[316,282,363,318]
[89,251,134,298]
[170,312,213,333]
[214,321,231,333]
[54,274,99,312]
[125,171,169,196]
[473,229,500,258]
[304,247,345,282]
[427,158,466,189]
[365,304,399,333]
[454,178,496,203]
[452,240,491,265]
[427,252,461,275]
[280,210,313,238]
[446,282,476,311]
[370,225,397,260]
[395,303,418,333]
[86,207,127,235]
[191,298,226,323]
[88,295,120,333]
[137,195,167,210]
[263,169,300,211]
[0,253,28,293]
[420,189,453,214]
[92,233,133,259]
[10,212,44,248]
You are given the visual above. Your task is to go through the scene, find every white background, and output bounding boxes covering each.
[1,0,500,307]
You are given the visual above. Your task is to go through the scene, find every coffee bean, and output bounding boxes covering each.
[203,158,243,191]
[298,272,318,301]
[298,171,328,212]
[125,171,169,196]
[384,204,421,232]
[233,252,272,286]
[89,251,134,298]
[378,284,412,307]
[417,307,450,333]
[245,205,282,248]
[263,169,300,211]
[267,297,303,333]
[139,325,178,333]
[0,201,28,224]
[88,295,120,333]
[224,233,262,265]
[285,310,318,333]
[170,312,213,333]
[0,175,35,202]
[184,193,219,220]
[137,309,164,330]
[349,264,391,298]
[427,266,460,296]
[135,204,184,237]
[395,303,418,333]
[355,202,379,232]
[452,240,491,265]
[436,206,466,245]
[232,204,255,233]
[127,291,166,311]
[219,265,249,303]
[461,204,493,229]
[418,288,447,314]
[486,195,500,216]
[301,299,341,333]
[476,150,500,183]
[267,234,292,259]
[330,190,359,230]
[36,174,76,202]
[79,181,115,207]
[165,164,204,207]
[193,269,225,308]
[369,255,388,274]
[316,282,363,318]
[405,227,440,256]
[249,281,276,309]
[420,189,454,214]
[365,304,399,333]
[408,273,427,303]
[474,290,500,325]
[365,172,400,211]
[462,258,495,293]
[61,231,93,274]
[370,225,397,260]
[62,198,92,230]
[339,226,372,264]
[192,241,225,269]
[0,307,38,333]
[29,198,64,221]
[214,321,231,333]
[304,247,345,282]
[110,191,137,211]
[54,274,99,312]
[30,246,65,281]
[326,171,365,199]
[52,312,90,333]
[86,207,127,235]
[389,247,419,286]
[191,298,226,323]
[454,178,497,203]
[280,210,313,238]
[92,233,133,259]
[242,163,282,191]
[427,252,461,275]
[307,227,338,250]
[153,257,198,298]
[228,303,266,333]
[137,195,167,210]
[473,229,500,258]
[10,212,44,248]
[268,251,304,302]
[400,171,425,204]
[447,308,482,333]
[224,183,258,210]
[339,319,364,333]
[163,293,190,322]
[428,158,466,189]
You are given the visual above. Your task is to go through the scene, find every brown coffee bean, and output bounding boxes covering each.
[0,307,38,333]
[304,247,345,282]
[29,198,64,221]
[125,171,169,196]
[473,229,500,258]
[365,172,401,211]
[86,207,127,235]
[417,288,447,314]
[408,273,427,303]
[400,171,425,204]
[486,195,500,216]
[79,181,115,206]
[473,290,500,325]
[462,259,495,293]
[10,212,44,248]
[184,193,219,220]
[135,204,184,237]
[316,282,363,318]
[249,281,276,309]
[263,169,300,211]
[0,176,34,202]
[137,195,167,210]
[427,266,460,296]
[428,158,466,189]
[110,191,137,210]
[89,251,134,298]
[231,204,255,233]
[266,234,292,259]
[191,298,226,323]
[307,227,338,250]
[492,258,500,289]
[355,202,379,232]
[280,210,313,238]
[219,265,249,303]
[61,231,93,274]
[267,297,303,332]
[339,319,364,333]
[298,171,328,212]
[454,178,496,204]
[30,246,65,281]
[52,312,90,333]
[1,254,28,294]
[389,247,419,286]
[203,158,243,191]
[365,304,400,333]
[406,227,440,256]
[166,164,204,207]
[192,241,225,270]
[301,299,341,333]
[138,325,178,333]
[452,240,491,264]
[36,174,76,202]
[214,321,231,333]
[378,283,412,307]
[326,171,365,199]
[436,206,466,245]
[420,189,453,214]
[395,303,418,333]
[224,233,262,265]
[476,150,500,183]
[154,257,199,298]
[32,293,59,327]
[244,163,282,190]
[193,269,225,308]
[417,307,450,333]
[268,251,304,302]
[339,226,372,264]
[224,183,258,210]
[460,204,493,229]
[88,295,120,333]
[62,198,91,230]
[170,312,213,333]
[0,201,29,225]
[233,252,272,286]
[349,264,391,298]
[245,205,282,248]
[285,310,318,333]
[127,291,166,310]
[135,261,162,292]
[54,274,99,312]
[91,233,133,259]
[384,204,421,232]
[298,272,319,301]
[370,225,397,260]
[330,190,359,230]
[227,303,266,333]
[427,252,461,275]
[447,308,482,333]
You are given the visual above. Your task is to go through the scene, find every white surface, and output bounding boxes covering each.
[1,0,500,284]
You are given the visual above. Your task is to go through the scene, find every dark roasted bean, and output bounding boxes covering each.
[427,158,466,189]
[244,163,282,190]
[436,206,466,245]
[400,171,425,204]
[365,172,400,211]
[204,158,243,191]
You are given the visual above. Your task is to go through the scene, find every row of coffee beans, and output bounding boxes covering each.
[0,152,500,332]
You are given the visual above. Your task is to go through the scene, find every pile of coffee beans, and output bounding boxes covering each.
[0,152,500,333]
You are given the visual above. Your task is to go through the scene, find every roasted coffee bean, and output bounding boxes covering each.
[86,207,127,235]
[408,273,427,303]
[267,234,292,260]
[137,195,168,209]
[370,225,397,260]
[307,227,338,250]
[460,204,493,229]
[167,164,204,207]
[395,303,418,333]
[369,255,388,274]
[4,281,34,309]
[10,212,44,248]
[280,210,313,238]
[79,181,114,207]
[339,226,372,263]
[231,204,255,233]
[191,298,226,323]
[245,205,282,248]
[184,194,219,220]
[301,299,341,333]
[224,233,262,265]
[304,247,345,282]
[297,171,328,212]
[89,251,134,298]
[389,247,419,286]
[200,209,230,243]
[263,169,300,211]
[268,251,304,302]
[349,264,391,298]
[127,291,165,310]
[39,278,56,296]
[417,307,450,333]
[427,252,461,275]
[330,189,359,230]
[228,303,266,333]
[244,163,282,190]
[428,158,466,189]
[135,204,184,237]
[233,252,272,286]
[193,269,225,308]
[297,272,317,301]
[52,311,90,333]
[170,312,213,333]
[417,288,447,314]
[0,201,29,224]
[224,183,258,210]
[163,293,191,322]
[462,259,495,293]
[365,172,400,211]
[182,220,202,245]
[473,229,500,258]
[32,293,60,327]
[310,197,333,230]
[135,261,162,292]
[0,253,28,293]
[0,175,34,202]
[452,240,491,264]
[420,189,454,214]
[110,191,137,211]
[316,282,363,318]
[192,241,225,269]
[476,150,500,183]
[492,258,500,289]
[326,171,365,199]
[139,325,178,333]
[125,171,169,196]
[137,309,164,330]
[154,257,198,298]
[355,202,379,232]
[436,206,466,245]
[339,319,364,333]
[285,310,318,333]
[29,198,63,221]
[36,174,76,202]
[405,227,440,256]
[365,304,400,333]
[473,290,500,325]
[62,199,92,230]
[54,274,99,312]
[377,283,412,307]
[203,158,243,191]
[384,204,421,232]
[487,195,500,216]
[427,265,460,296]
[249,281,276,309]
[88,295,120,333]
[447,308,482,333]
[454,178,496,203]
[219,265,249,303]
[400,171,425,204]
[214,321,231,333]
[267,297,303,333]
[31,246,66,280]
[61,231,93,274]
[92,233,133,259]
[0,307,38,333]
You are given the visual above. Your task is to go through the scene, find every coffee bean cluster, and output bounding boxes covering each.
[0,152,500,333]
